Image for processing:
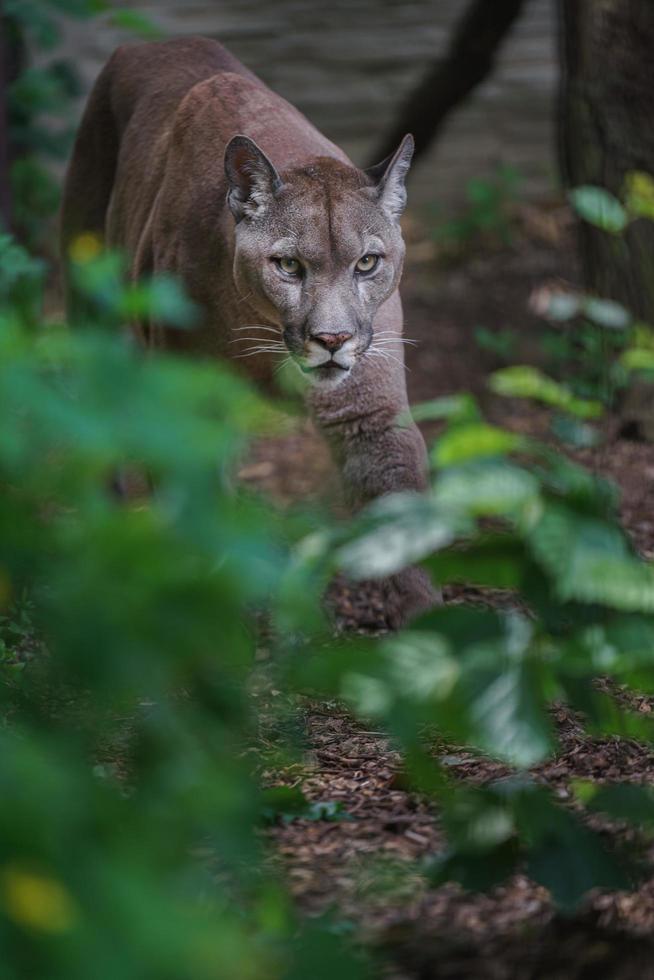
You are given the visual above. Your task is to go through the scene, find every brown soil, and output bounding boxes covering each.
[247,207,654,979]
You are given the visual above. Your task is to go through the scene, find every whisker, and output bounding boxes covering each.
[236,351,284,359]
[274,356,293,376]
[235,346,286,358]
[372,337,415,347]
[372,339,417,347]
[380,351,406,368]
[366,351,394,367]
[236,341,285,348]
[370,350,409,361]
[229,337,286,345]
[373,331,418,345]
[237,349,286,357]
[232,324,280,334]
[233,291,256,307]
[370,343,405,358]
[365,348,410,372]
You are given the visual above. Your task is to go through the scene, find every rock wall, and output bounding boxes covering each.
[60,0,558,215]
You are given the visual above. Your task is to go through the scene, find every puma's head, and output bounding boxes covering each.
[224,133,413,386]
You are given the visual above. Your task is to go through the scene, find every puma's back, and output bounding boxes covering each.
[62,37,347,300]
[61,37,411,371]
[61,39,248,260]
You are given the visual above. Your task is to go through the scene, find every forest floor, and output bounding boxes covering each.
[244,203,654,979]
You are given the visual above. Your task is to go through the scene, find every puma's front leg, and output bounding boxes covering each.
[344,415,441,628]
[316,404,440,628]
[309,304,441,627]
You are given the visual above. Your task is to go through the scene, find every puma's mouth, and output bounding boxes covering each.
[296,359,352,385]
[300,361,349,375]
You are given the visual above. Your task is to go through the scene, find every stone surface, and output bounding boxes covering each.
[59,0,557,213]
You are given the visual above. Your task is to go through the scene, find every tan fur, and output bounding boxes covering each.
[61,37,439,625]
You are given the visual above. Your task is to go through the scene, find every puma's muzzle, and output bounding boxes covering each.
[313,332,353,353]
[282,321,371,384]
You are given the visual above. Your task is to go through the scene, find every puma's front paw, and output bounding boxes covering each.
[380,566,442,630]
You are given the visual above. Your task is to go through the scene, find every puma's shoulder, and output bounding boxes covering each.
[171,72,272,138]
[170,71,346,171]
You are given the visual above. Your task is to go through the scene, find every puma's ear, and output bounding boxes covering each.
[224,135,283,221]
[365,133,414,220]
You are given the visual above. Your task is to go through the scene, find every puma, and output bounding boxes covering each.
[60,36,438,626]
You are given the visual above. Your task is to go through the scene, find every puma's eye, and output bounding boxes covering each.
[275,257,301,276]
[355,254,379,274]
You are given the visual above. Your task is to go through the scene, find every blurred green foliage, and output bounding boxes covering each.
[0,239,374,978]
[531,279,634,409]
[538,172,654,406]
[3,0,161,246]
[430,164,522,253]
[4,8,654,974]
[5,231,654,972]
[473,173,654,414]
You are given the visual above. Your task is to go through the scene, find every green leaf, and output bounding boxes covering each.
[589,784,654,827]
[490,365,603,419]
[110,275,198,328]
[305,801,352,822]
[260,789,350,825]
[569,185,628,234]
[260,786,310,825]
[582,296,631,329]
[545,291,582,321]
[432,423,524,467]
[597,614,654,670]
[380,632,460,703]
[434,460,539,517]
[570,780,597,805]
[622,347,654,372]
[465,651,553,767]
[624,171,654,220]
[335,493,467,579]
[409,604,505,644]
[425,534,527,589]
[531,447,617,515]
[405,393,481,425]
[550,414,601,449]
[526,503,654,611]
[440,784,517,850]
[509,785,634,911]
[526,823,631,910]
[429,840,519,892]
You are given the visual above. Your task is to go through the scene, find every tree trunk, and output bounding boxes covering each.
[367,0,528,169]
[559,0,654,321]
[0,2,12,229]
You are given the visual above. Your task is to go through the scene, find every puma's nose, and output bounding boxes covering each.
[313,332,352,353]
